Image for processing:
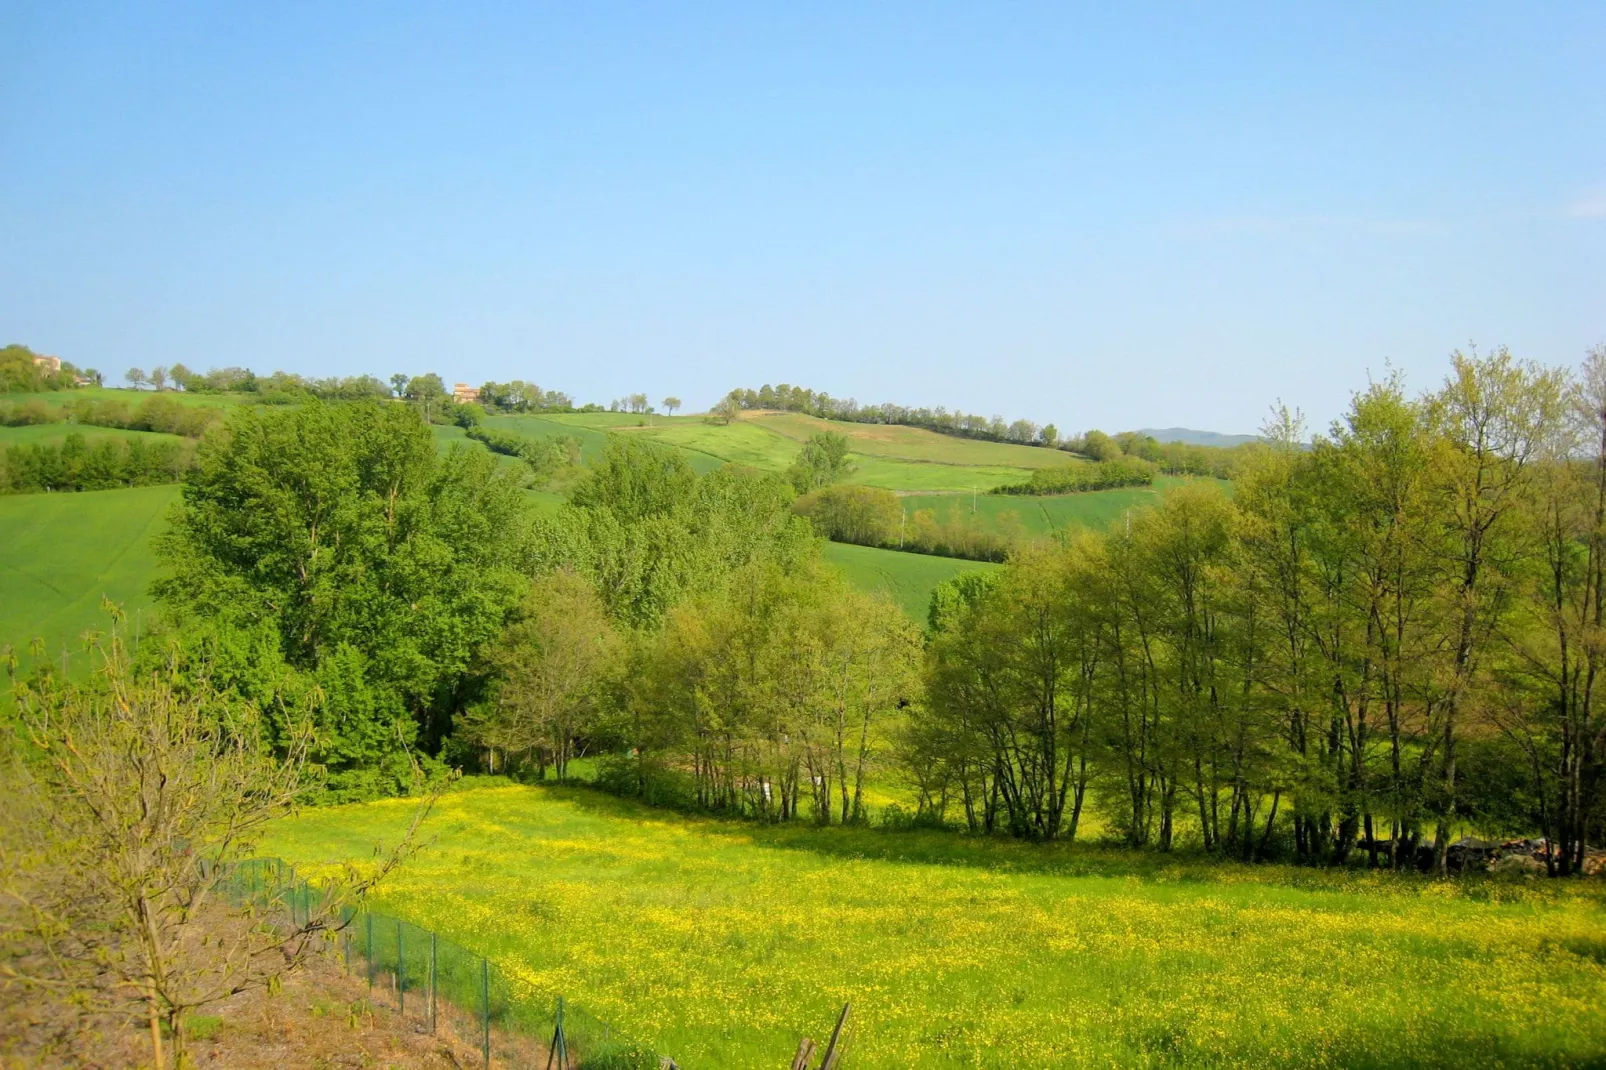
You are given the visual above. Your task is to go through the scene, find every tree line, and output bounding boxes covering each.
[910,347,1605,875]
[793,484,1016,562]
[994,456,1157,495]
[1,433,191,493]
[1,393,223,438]
[464,424,582,482]
[721,382,1252,479]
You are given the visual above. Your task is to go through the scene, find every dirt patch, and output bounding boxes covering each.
[0,952,546,1069]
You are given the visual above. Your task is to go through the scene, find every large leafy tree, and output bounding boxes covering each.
[153,400,532,794]
[463,569,621,779]
[787,430,852,492]
[548,436,812,628]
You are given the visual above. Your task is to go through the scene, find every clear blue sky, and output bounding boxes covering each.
[3,3,1602,434]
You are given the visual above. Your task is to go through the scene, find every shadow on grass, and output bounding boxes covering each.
[512,782,1575,903]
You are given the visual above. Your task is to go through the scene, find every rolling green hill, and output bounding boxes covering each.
[0,423,188,449]
[897,476,1225,539]
[3,386,247,412]
[0,394,1230,651]
[0,484,178,661]
[821,541,999,620]
[530,409,1054,491]
[748,409,1077,469]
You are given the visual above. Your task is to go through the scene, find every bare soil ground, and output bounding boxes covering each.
[0,952,545,1070]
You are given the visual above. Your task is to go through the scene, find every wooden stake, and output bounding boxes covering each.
[820,1003,852,1070]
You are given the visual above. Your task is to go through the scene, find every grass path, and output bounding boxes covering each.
[264,784,1606,1069]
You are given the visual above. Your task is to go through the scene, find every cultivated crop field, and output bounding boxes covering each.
[542,410,1046,491]
[897,476,1220,539]
[0,484,177,661]
[265,784,1606,1069]
[821,541,999,620]
[747,411,1075,469]
[0,423,188,449]
[0,386,247,412]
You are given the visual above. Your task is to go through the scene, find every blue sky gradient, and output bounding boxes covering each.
[2,3,1602,433]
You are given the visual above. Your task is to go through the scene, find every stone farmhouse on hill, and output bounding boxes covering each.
[452,383,480,404]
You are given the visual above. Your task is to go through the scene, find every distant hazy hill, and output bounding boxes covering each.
[1135,427,1260,448]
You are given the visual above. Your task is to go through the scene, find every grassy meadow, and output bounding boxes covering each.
[0,422,188,449]
[822,541,1000,620]
[0,386,248,412]
[898,476,1225,539]
[0,484,178,662]
[747,410,1073,469]
[264,783,1606,1068]
[538,410,1047,491]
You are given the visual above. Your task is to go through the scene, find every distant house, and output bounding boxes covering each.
[32,354,62,374]
[452,383,481,404]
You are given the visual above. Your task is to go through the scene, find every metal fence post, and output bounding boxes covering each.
[366,913,375,993]
[481,956,490,1069]
[552,995,569,1069]
[397,920,405,1015]
[429,932,438,1034]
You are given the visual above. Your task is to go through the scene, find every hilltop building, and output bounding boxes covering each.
[32,354,61,373]
[452,383,480,404]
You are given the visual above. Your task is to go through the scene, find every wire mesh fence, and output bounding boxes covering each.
[212,857,665,1070]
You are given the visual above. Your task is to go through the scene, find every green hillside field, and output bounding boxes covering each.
[897,476,1229,538]
[263,783,1606,1068]
[748,409,1078,468]
[531,410,1045,491]
[0,483,987,668]
[2,386,247,412]
[821,540,999,620]
[0,423,187,449]
[0,484,178,660]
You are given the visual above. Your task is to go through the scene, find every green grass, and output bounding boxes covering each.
[0,484,178,659]
[897,476,1223,538]
[2,386,247,411]
[841,457,1032,493]
[749,410,1077,469]
[822,541,999,620]
[264,783,1606,1069]
[0,423,187,448]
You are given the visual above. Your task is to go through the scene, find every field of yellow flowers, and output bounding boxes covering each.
[262,782,1606,1068]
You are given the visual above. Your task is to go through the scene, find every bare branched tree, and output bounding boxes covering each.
[0,610,434,1068]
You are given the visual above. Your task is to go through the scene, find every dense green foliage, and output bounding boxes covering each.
[784,430,852,492]
[0,432,190,493]
[725,381,1073,448]
[476,379,576,412]
[908,349,1606,877]
[0,344,88,392]
[548,437,814,629]
[464,425,580,481]
[995,456,1156,494]
[151,400,533,798]
[64,393,225,438]
[796,484,1015,561]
